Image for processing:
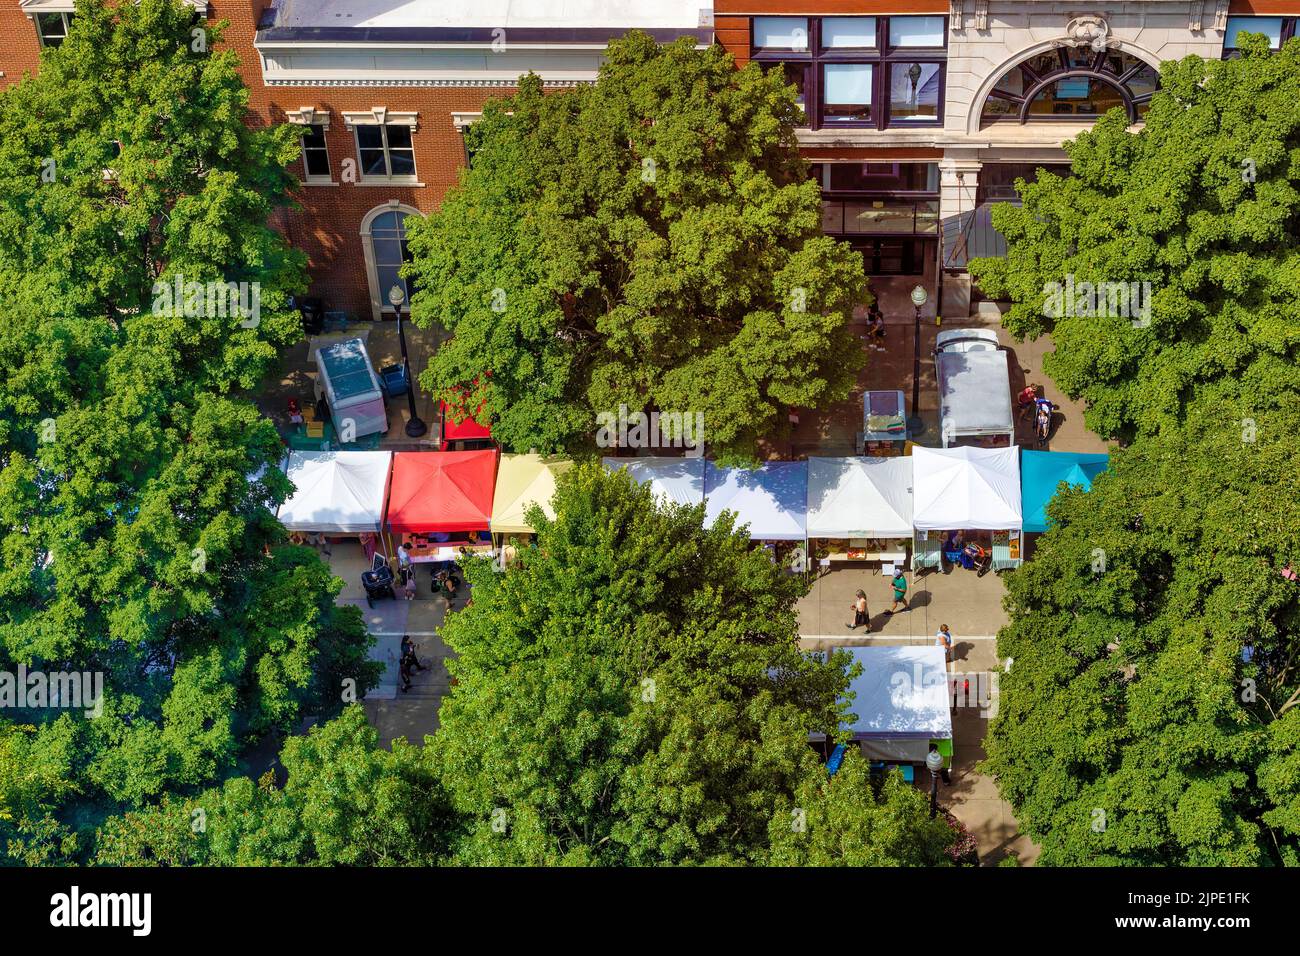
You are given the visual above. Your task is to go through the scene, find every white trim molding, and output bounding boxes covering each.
[285,106,330,130]
[451,112,483,131]
[342,108,419,130]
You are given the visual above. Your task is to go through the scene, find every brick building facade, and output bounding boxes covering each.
[2,1,1297,318]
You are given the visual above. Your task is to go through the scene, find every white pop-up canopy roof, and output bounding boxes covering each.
[603,457,705,507]
[277,451,392,534]
[842,645,952,740]
[911,445,1022,531]
[806,456,913,539]
[704,461,808,541]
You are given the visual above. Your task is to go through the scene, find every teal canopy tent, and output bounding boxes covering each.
[1020,450,1109,533]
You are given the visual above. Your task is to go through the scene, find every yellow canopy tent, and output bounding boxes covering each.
[490,454,573,534]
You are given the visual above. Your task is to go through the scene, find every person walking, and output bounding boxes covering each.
[400,635,427,673]
[401,566,417,601]
[867,304,886,351]
[846,589,870,631]
[884,569,909,614]
[935,624,955,664]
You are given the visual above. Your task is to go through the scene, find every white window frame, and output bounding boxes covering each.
[343,109,420,184]
[32,11,73,47]
[286,107,333,184]
[361,201,424,321]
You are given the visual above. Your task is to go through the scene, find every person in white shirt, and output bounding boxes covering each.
[936,624,954,664]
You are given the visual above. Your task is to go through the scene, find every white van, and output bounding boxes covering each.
[934,330,1014,448]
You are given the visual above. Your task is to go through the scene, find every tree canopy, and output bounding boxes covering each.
[0,0,378,864]
[969,35,1300,442]
[406,32,870,462]
[984,398,1300,865]
[431,463,952,866]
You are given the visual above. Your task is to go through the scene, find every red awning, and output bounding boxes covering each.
[440,398,491,442]
[385,450,497,533]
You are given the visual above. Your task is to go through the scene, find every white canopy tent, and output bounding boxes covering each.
[703,461,808,541]
[602,457,705,507]
[912,445,1021,530]
[812,646,953,762]
[911,445,1022,571]
[806,456,912,539]
[277,450,392,534]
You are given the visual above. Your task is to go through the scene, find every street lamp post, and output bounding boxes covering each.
[925,745,944,819]
[907,283,928,438]
[388,285,427,438]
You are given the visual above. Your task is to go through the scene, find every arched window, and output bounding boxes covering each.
[980,48,1158,125]
[360,203,422,320]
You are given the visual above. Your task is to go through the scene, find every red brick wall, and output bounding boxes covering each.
[208,1,513,319]
[0,1,44,85]
[715,15,750,65]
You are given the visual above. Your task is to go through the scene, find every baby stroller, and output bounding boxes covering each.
[1033,398,1054,447]
[362,553,396,608]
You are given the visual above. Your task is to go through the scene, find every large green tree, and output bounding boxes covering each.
[406,32,870,461]
[0,0,378,864]
[92,707,457,866]
[984,398,1300,865]
[433,463,953,866]
[969,35,1300,442]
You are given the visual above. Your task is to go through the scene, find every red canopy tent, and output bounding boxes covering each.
[440,398,491,443]
[385,450,497,533]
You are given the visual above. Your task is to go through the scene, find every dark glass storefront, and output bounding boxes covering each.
[814,161,938,275]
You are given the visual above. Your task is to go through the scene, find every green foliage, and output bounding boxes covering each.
[984,399,1300,865]
[0,0,376,862]
[93,707,457,866]
[767,754,954,866]
[432,463,949,865]
[969,36,1300,442]
[406,32,870,462]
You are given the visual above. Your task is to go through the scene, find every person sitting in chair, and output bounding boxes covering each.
[943,530,964,566]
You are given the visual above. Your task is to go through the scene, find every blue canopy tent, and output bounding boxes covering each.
[1020,450,1109,533]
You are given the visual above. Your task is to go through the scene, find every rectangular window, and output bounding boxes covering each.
[752,17,809,52]
[36,12,73,48]
[822,63,873,124]
[821,17,876,51]
[889,63,942,122]
[355,124,417,180]
[752,15,946,130]
[888,16,946,48]
[300,125,331,180]
[1223,16,1285,49]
